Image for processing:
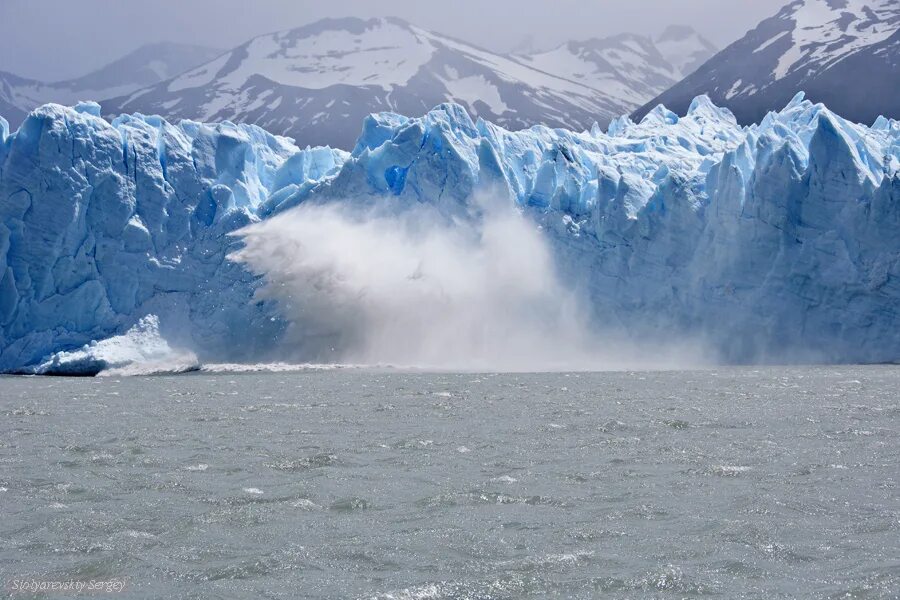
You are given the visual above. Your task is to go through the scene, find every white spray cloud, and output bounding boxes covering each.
[231,194,708,371]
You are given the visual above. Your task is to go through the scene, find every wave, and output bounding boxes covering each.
[198,362,364,374]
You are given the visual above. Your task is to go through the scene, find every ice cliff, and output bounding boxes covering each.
[1,93,898,371]
[0,101,347,371]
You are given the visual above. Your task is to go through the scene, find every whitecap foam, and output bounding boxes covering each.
[290,498,322,510]
[712,465,752,476]
[199,362,364,374]
[491,475,518,484]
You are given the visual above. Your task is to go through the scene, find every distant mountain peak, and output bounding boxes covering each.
[517,31,698,111]
[63,41,223,91]
[103,17,692,148]
[654,25,718,77]
[656,24,704,41]
[633,0,900,126]
[2,17,722,149]
[0,41,222,130]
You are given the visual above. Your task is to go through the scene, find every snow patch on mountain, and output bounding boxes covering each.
[167,54,231,94]
[440,69,510,115]
[635,0,900,126]
[172,20,436,93]
[107,19,718,149]
[773,0,898,78]
[520,35,678,108]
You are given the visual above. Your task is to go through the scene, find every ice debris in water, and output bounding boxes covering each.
[31,315,198,376]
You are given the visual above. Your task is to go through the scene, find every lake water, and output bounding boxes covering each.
[1,367,898,598]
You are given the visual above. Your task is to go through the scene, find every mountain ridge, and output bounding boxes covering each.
[101,17,716,148]
[633,0,900,125]
[0,42,222,130]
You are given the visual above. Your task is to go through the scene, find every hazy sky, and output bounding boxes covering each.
[1,0,788,81]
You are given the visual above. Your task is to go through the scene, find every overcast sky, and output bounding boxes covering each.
[1,0,788,81]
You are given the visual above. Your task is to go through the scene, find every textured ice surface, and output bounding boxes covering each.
[31,315,198,376]
[0,104,347,371]
[1,95,899,371]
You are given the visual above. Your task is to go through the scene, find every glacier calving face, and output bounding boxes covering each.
[0,103,347,371]
[1,94,899,371]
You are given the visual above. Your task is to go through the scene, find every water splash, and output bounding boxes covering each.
[232,194,706,371]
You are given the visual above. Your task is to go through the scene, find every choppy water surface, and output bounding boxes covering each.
[1,367,898,599]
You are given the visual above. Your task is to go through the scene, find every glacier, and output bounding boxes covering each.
[0,92,898,372]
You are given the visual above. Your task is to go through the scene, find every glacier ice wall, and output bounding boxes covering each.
[1,93,899,370]
[0,103,347,371]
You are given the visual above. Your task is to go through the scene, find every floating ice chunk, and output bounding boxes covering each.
[712,465,752,477]
[491,475,518,483]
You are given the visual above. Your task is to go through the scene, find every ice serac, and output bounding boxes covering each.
[1,95,899,371]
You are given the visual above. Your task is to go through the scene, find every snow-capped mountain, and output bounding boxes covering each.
[2,95,898,372]
[634,0,900,125]
[654,25,718,77]
[103,18,622,148]
[0,42,221,129]
[516,34,682,110]
[104,18,715,149]
[516,26,716,107]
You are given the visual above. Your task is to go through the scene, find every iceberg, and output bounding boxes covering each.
[0,96,898,371]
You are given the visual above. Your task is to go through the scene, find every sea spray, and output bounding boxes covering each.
[230,193,706,371]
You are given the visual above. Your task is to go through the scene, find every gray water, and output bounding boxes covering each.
[1,367,898,599]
